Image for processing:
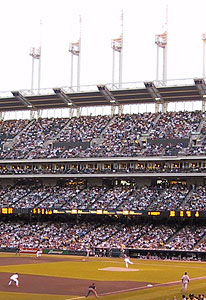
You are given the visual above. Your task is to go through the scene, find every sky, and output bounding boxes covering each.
[1,0,206,93]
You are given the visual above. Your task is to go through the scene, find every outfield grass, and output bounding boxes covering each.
[0,253,206,299]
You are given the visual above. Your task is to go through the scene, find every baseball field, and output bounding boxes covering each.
[0,253,205,300]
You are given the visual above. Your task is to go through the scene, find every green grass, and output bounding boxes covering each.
[0,254,206,299]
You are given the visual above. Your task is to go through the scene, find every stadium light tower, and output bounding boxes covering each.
[155,6,168,85]
[29,20,42,93]
[29,47,41,92]
[69,16,81,92]
[202,33,206,78]
[111,11,123,89]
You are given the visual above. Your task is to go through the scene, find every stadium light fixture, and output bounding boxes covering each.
[53,88,74,106]
[202,33,206,78]
[29,46,41,93]
[144,82,164,103]
[155,32,167,49]
[97,85,119,105]
[194,78,206,99]
[111,11,123,89]
[11,91,33,108]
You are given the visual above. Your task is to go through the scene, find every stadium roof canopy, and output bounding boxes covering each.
[0,78,205,112]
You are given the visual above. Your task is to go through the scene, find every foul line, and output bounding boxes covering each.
[64,275,206,299]
[100,275,206,296]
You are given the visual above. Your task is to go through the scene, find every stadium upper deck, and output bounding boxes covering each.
[0,78,205,111]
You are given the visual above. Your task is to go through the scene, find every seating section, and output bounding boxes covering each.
[149,111,202,139]
[87,113,157,158]
[0,221,96,250]
[148,185,189,210]
[1,220,206,252]
[3,118,69,159]
[98,224,151,248]
[165,225,206,251]
[0,119,30,140]
[117,186,161,211]
[0,111,203,158]
[180,186,206,210]
[38,185,84,209]
[89,186,134,210]
[58,115,111,142]
[0,182,204,212]
[130,224,178,249]
[61,186,108,210]
[0,111,205,255]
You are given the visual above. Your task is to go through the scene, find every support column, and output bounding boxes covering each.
[118,105,123,116]
[202,99,206,112]
[76,107,80,118]
[155,103,160,113]
[30,110,35,120]
[111,106,115,116]
[162,102,168,113]
[69,108,73,118]
[36,109,41,119]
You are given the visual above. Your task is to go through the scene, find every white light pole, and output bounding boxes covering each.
[69,16,81,91]
[29,20,42,93]
[111,11,123,89]
[29,46,41,92]
[202,33,206,78]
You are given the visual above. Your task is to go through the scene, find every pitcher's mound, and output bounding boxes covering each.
[99,267,139,272]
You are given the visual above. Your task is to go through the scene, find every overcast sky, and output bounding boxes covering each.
[1,0,206,92]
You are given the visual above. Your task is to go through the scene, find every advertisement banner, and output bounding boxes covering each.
[19,247,38,254]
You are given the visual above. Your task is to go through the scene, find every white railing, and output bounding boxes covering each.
[0,77,200,99]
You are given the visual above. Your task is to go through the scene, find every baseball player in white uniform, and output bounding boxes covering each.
[36,249,41,259]
[181,272,190,291]
[8,273,19,287]
[124,256,134,268]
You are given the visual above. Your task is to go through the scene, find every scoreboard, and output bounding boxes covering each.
[0,208,203,218]
[1,208,13,214]
[34,209,203,218]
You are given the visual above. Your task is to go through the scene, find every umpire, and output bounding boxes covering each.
[85,283,98,298]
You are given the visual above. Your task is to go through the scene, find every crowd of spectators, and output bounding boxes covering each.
[0,119,30,141]
[165,225,206,251]
[181,124,206,156]
[100,224,151,248]
[148,185,190,210]
[0,221,96,250]
[130,224,178,249]
[89,186,134,210]
[58,115,111,142]
[80,113,157,158]
[194,238,206,251]
[117,186,161,211]
[1,182,206,211]
[180,186,206,211]
[38,185,84,209]
[1,220,206,253]
[61,186,107,210]
[0,111,204,159]
[149,111,202,139]
[1,118,69,159]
